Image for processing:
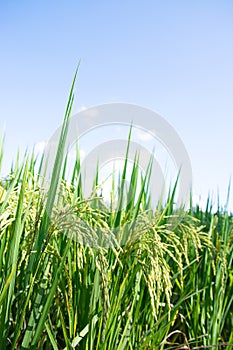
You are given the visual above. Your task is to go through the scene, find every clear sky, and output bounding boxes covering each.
[0,0,233,211]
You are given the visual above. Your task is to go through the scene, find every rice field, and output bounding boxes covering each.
[0,77,233,349]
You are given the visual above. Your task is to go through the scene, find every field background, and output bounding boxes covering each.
[0,1,233,349]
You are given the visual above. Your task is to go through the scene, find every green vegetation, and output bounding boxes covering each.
[0,76,233,349]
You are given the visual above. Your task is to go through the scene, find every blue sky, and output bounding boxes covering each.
[0,0,233,211]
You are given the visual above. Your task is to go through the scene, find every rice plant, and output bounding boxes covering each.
[0,74,232,349]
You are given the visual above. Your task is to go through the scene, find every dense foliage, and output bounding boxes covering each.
[0,77,232,349]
